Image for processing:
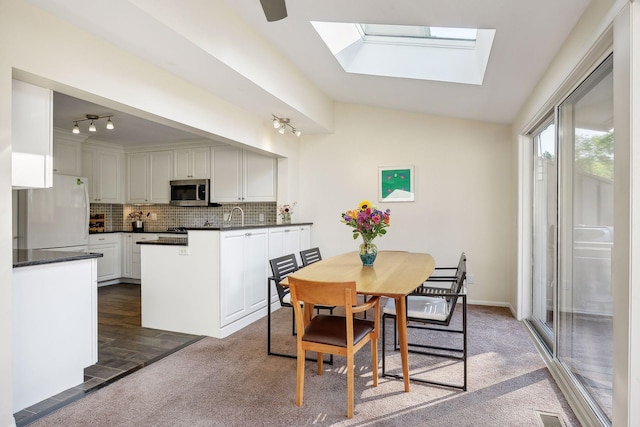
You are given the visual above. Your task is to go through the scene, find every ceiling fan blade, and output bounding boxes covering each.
[260,0,287,22]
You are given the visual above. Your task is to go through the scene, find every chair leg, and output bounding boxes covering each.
[371,337,378,387]
[317,352,324,375]
[347,352,354,418]
[296,347,305,407]
[381,313,388,377]
[292,310,296,336]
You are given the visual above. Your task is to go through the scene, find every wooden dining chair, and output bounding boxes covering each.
[288,276,381,418]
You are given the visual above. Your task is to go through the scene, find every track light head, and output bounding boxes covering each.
[88,121,96,132]
[72,122,80,134]
[106,117,114,130]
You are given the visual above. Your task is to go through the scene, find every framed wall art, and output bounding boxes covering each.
[378,166,415,202]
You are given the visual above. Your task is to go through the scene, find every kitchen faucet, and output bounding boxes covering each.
[228,206,245,227]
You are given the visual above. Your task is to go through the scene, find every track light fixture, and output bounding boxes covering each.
[71,114,115,134]
[271,115,301,137]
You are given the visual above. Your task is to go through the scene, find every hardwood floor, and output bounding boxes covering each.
[14,283,203,427]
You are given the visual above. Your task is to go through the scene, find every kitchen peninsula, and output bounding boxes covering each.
[12,249,102,413]
[139,223,311,338]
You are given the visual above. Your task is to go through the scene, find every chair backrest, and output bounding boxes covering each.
[300,247,322,267]
[269,254,299,303]
[413,268,465,325]
[457,252,467,277]
[288,277,358,308]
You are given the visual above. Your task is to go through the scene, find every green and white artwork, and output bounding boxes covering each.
[379,166,415,202]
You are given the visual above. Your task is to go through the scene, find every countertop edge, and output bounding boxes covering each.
[13,249,103,268]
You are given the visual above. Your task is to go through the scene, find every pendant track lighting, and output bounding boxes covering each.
[71,114,115,134]
[271,115,301,137]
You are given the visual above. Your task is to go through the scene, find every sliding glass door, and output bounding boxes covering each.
[531,118,556,350]
[529,54,613,424]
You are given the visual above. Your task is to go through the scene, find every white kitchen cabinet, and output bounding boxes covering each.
[89,234,121,283]
[82,145,124,203]
[53,130,83,176]
[267,225,311,305]
[174,147,210,179]
[211,147,276,202]
[12,79,53,189]
[122,233,158,281]
[126,153,150,203]
[127,151,173,204]
[150,151,173,203]
[220,228,269,326]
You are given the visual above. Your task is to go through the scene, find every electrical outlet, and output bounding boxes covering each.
[259,213,265,222]
[178,248,189,256]
[150,213,157,221]
[467,273,475,284]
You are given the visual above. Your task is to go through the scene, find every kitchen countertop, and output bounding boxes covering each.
[134,223,313,246]
[91,222,313,235]
[137,237,188,246]
[13,249,103,268]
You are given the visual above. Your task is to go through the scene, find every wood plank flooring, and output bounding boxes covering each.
[14,283,203,427]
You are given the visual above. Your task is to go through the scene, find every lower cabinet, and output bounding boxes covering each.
[122,233,158,280]
[220,228,269,326]
[89,234,121,283]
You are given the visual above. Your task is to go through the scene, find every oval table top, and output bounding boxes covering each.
[283,251,435,298]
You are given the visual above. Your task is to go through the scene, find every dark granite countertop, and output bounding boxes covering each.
[137,237,188,246]
[13,249,103,268]
[92,223,313,235]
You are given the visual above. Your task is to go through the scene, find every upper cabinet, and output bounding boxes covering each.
[127,150,173,204]
[52,129,83,176]
[211,147,276,203]
[173,147,210,179]
[82,144,124,204]
[12,80,53,189]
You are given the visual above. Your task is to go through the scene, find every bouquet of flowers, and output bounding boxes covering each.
[128,211,144,221]
[340,200,391,243]
[278,202,297,222]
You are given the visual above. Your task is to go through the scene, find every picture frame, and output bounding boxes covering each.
[378,165,415,202]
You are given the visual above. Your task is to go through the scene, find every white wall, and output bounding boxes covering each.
[0,47,15,427]
[298,102,513,306]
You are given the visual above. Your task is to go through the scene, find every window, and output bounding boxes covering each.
[310,22,495,85]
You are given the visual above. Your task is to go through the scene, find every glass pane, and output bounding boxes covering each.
[558,56,613,421]
[359,24,477,41]
[531,120,557,349]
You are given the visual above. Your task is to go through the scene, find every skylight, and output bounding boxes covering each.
[359,24,477,42]
[311,22,495,85]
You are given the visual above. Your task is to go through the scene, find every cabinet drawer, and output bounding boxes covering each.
[89,234,120,245]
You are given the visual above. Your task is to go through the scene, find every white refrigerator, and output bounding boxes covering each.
[17,174,90,251]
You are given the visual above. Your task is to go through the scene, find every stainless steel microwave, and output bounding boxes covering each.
[170,179,210,206]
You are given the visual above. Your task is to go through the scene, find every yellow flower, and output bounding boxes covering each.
[346,210,357,219]
[358,200,372,211]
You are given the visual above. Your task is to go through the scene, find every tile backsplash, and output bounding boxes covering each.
[90,202,277,232]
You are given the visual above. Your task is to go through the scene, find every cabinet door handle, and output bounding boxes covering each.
[284,230,290,233]
[245,233,252,237]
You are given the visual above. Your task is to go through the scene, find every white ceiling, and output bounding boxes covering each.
[33,0,593,145]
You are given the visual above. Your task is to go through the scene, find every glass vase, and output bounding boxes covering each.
[359,241,377,266]
[282,212,291,224]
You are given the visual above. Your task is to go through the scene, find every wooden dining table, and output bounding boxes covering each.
[281,250,436,392]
